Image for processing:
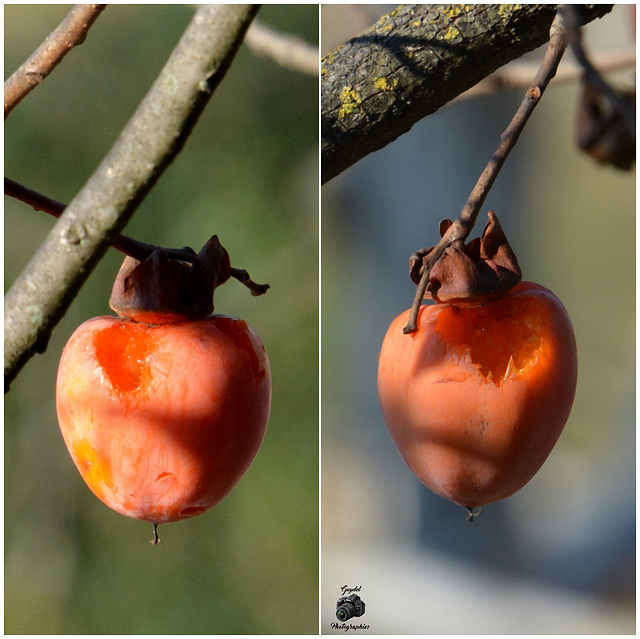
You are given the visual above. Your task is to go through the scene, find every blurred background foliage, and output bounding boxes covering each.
[321,5,635,634]
[5,4,318,634]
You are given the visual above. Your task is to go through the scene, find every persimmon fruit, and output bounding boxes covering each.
[378,280,577,512]
[56,237,271,542]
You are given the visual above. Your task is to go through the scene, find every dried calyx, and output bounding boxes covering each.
[109,235,232,322]
[410,211,522,304]
[575,78,636,171]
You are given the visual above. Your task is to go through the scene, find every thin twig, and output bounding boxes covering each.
[4,4,107,120]
[245,19,319,76]
[562,4,635,124]
[460,46,635,101]
[4,177,269,294]
[5,5,260,392]
[403,10,568,334]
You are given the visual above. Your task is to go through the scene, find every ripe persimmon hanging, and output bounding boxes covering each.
[56,236,271,543]
[377,213,577,514]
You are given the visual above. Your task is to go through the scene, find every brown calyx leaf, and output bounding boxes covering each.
[109,235,231,321]
[411,211,522,304]
[575,78,636,171]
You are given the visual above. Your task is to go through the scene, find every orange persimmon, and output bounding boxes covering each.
[56,237,271,542]
[377,281,577,511]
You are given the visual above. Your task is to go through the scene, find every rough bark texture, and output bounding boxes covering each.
[321,4,613,183]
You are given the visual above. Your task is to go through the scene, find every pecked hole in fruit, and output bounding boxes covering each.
[434,299,543,386]
[94,322,154,393]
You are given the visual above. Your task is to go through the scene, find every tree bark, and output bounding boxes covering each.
[321,4,613,184]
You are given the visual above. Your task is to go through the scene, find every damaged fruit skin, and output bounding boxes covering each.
[377,281,577,509]
[56,313,271,525]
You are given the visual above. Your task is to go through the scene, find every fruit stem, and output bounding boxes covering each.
[403,9,567,334]
[465,507,482,522]
[4,177,269,296]
[150,523,162,546]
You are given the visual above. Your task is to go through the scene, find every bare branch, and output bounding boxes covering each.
[460,46,635,100]
[4,4,107,120]
[404,11,568,333]
[245,20,319,76]
[4,4,260,392]
[4,176,66,217]
[5,176,271,297]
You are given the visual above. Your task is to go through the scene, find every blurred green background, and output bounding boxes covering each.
[5,5,318,634]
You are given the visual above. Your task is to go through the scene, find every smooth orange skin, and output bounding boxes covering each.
[56,314,271,524]
[377,282,577,508]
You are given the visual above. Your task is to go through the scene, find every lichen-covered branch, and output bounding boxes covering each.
[321,4,613,183]
[4,4,260,392]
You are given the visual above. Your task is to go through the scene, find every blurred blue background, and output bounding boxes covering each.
[321,5,635,634]
[5,5,318,634]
